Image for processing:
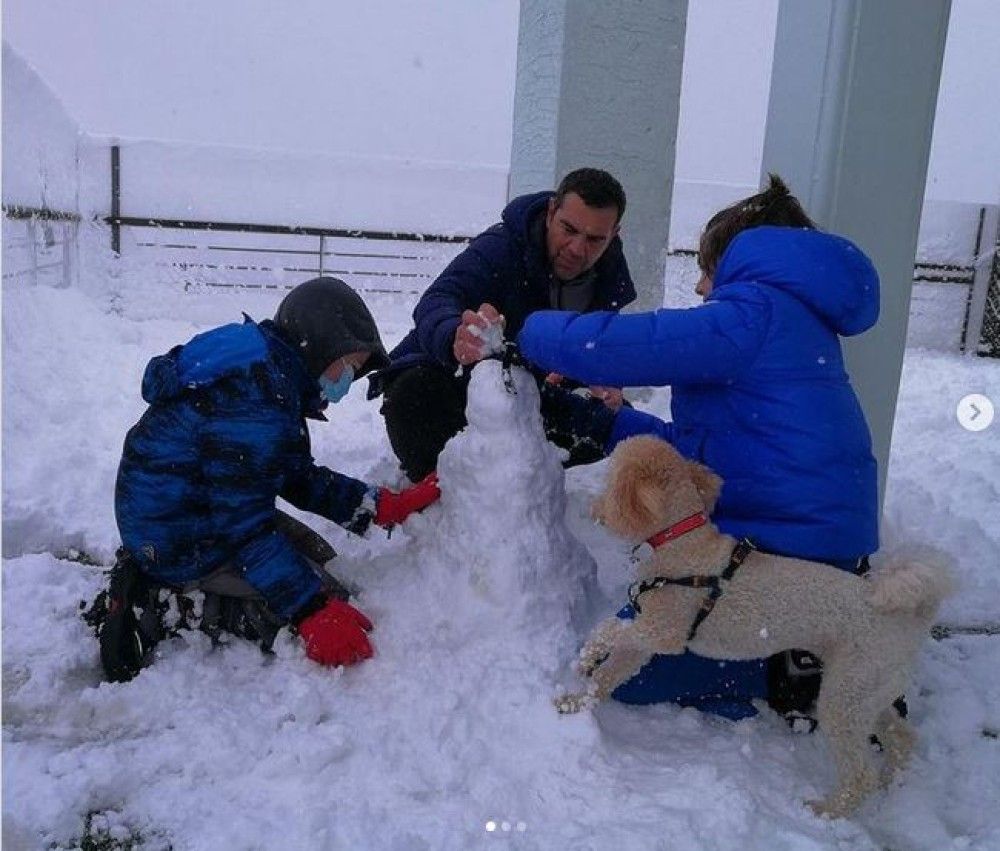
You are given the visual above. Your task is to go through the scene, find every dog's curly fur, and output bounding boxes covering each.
[559,436,952,818]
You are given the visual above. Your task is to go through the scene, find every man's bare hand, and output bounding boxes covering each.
[453,303,505,365]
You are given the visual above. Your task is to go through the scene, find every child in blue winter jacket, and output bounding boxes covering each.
[517,176,881,721]
[95,277,441,682]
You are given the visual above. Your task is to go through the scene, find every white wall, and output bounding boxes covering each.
[2,43,81,289]
[75,137,507,234]
[1,42,80,212]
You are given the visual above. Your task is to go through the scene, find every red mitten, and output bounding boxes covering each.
[375,472,441,527]
[296,598,374,667]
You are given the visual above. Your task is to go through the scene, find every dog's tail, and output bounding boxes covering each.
[867,546,955,620]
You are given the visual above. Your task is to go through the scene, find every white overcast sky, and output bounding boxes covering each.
[2,0,521,166]
[3,0,998,201]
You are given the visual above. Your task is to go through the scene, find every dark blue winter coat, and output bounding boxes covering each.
[369,191,636,395]
[115,317,374,620]
[518,226,880,563]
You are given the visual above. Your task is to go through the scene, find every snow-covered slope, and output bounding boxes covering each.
[2,261,999,849]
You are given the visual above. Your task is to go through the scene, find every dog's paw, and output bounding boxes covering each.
[554,691,594,714]
[805,794,859,820]
[575,648,609,678]
[806,798,844,819]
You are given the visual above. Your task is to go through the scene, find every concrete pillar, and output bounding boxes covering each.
[761,0,951,508]
[509,0,688,311]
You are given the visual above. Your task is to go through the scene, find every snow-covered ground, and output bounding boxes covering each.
[3,247,999,850]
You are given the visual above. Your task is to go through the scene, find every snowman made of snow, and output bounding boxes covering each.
[406,359,598,674]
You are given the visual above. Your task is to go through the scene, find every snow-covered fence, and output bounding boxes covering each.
[112,218,469,295]
[902,203,999,357]
[962,205,1000,358]
[2,206,79,289]
[91,140,482,294]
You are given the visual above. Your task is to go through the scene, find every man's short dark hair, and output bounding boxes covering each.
[553,168,626,223]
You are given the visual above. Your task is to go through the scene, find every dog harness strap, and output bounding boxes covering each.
[644,512,708,549]
[685,538,755,641]
[627,574,717,613]
[627,538,756,640]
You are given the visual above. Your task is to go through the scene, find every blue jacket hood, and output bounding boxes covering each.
[712,226,880,336]
[140,317,325,417]
[141,319,267,405]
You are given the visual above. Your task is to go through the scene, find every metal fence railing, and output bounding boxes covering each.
[961,206,1000,358]
[109,217,470,295]
[5,198,998,359]
[973,237,1000,358]
[1,206,79,290]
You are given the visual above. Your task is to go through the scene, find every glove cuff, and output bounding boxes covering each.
[290,592,330,628]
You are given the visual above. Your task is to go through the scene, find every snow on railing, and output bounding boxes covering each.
[106,216,471,295]
[1,206,80,289]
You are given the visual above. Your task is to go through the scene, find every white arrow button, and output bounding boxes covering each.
[957,394,995,432]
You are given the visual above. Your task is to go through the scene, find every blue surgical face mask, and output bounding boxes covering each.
[319,365,354,404]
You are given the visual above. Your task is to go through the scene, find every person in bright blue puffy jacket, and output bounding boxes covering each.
[102,278,441,682]
[517,175,880,722]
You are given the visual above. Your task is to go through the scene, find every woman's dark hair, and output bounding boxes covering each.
[554,168,627,223]
[697,174,815,275]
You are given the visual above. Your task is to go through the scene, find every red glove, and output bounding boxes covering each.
[296,598,374,667]
[375,472,441,527]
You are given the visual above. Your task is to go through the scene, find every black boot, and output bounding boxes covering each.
[82,550,164,683]
[766,649,822,732]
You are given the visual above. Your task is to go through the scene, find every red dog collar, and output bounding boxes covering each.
[645,512,708,548]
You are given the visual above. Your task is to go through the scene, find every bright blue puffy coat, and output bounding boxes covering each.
[518,226,880,562]
[369,191,635,393]
[115,317,374,619]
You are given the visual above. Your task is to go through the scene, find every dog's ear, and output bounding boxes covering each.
[600,437,672,535]
[687,461,723,514]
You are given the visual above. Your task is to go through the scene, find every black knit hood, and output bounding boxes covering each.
[273,277,390,380]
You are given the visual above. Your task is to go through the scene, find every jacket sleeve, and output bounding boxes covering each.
[280,464,375,537]
[605,407,675,455]
[516,288,771,388]
[413,236,510,366]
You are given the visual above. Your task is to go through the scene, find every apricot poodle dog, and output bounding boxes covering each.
[558,436,951,818]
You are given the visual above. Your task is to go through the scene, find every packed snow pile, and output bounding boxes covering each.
[414,360,597,656]
[2,266,1000,850]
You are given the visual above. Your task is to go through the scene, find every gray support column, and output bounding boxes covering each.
[509,0,688,310]
[761,0,951,510]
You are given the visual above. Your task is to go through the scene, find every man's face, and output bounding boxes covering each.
[545,193,620,282]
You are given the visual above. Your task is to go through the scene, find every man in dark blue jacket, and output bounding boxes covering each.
[370,168,637,481]
[99,277,440,682]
